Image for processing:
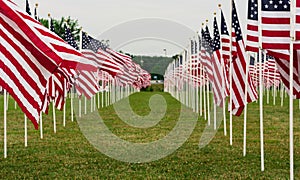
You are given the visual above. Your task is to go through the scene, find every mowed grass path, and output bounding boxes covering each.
[0,92,299,179]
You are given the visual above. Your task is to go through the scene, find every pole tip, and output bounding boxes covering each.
[206,19,209,23]
[48,13,51,17]
[218,4,222,8]
[35,3,38,7]
[214,12,216,16]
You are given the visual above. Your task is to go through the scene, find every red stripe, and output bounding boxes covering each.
[262,30,290,37]
[247,24,258,31]
[262,17,290,24]
[247,35,259,42]
[262,43,290,50]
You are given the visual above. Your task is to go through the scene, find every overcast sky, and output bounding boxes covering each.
[14,0,248,56]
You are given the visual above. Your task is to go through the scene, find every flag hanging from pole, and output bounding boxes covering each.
[230,0,258,116]
[246,0,259,53]
[211,16,227,106]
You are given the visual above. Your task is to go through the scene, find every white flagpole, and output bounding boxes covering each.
[289,1,295,178]
[4,89,7,158]
[79,97,82,117]
[229,0,233,146]
[243,52,251,157]
[200,65,203,116]
[219,5,227,136]
[257,0,265,171]
[281,81,284,107]
[259,50,265,171]
[207,81,211,126]
[52,100,56,133]
[273,63,277,106]
[71,87,74,122]
[24,115,28,147]
[84,96,87,114]
[40,112,43,139]
[203,74,207,120]
[63,100,66,127]
[90,96,93,113]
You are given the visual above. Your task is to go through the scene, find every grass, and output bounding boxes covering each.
[0,91,299,179]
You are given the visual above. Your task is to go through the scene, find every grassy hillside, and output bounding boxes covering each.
[132,56,173,76]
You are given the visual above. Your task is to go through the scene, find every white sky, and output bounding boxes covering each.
[14,0,248,56]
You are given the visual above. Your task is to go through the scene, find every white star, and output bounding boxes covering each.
[279,0,283,4]
[274,4,278,8]
[269,0,273,4]
[284,4,288,9]
[265,4,269,8]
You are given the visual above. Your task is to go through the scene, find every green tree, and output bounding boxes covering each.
[39,16,81,41]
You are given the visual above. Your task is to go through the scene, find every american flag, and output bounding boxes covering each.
[106,48,139,86]
[81,32,121,77]
[1,0,61,128]
[200,27,214,83]
[1,1,97,128]
[275,51,300,98]
[260,0,300,98]
[246,0,259,53]
[211,16,227,106]
[230,0,258,116]
[263,55,281,88]
[220,9,230,96]
[261,0,291,51]
[248,56,258,87]
[64,26,79,50]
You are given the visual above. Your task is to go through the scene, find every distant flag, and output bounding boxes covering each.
[220,9,230,96]
[50,18,55,33]
[200,26,214,83]
[64,26,79,50]
[246,0,259,53]
[211,16,227,106]
[81,32,121,77]
[26,0,31,15]
[230,0,258,116]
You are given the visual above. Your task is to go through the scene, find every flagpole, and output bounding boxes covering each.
[281,81,284,107]
[3,89,7,158]
[40,112,43,139]
[273,63,277,106]
[289,1,296,178]
[63,99,66,127]
[243,52,250,156]
[257,0,265,171]
[24,115,28,147]
[229,0,233,146]
[52,100,56,133]
[71,86,74,122]
[219,5,227,136]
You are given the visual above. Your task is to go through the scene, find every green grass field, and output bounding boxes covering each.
[0,91,299,179]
